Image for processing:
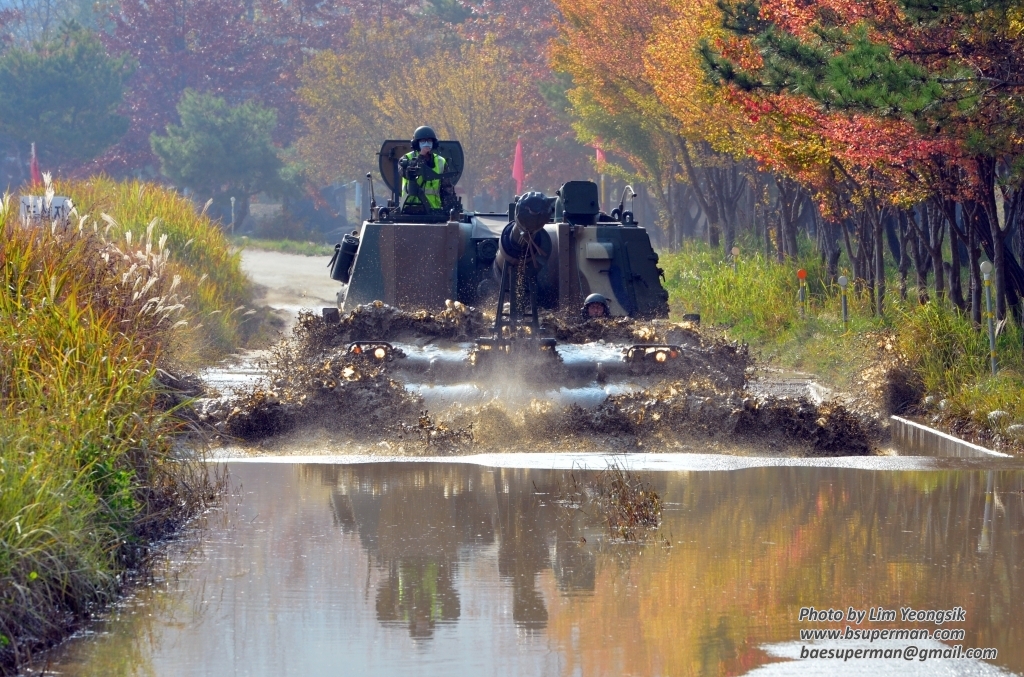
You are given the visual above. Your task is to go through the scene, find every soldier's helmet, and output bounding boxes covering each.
[582,293,610,318]
[412,126,439,147]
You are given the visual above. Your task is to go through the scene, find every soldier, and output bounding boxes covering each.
[582,293,610,319]
[399,126,447,211]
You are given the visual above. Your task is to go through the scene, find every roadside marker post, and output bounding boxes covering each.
[731,246,739,274]
[981,261,997,376]
[230,196,236,235]
[797,268,807,318]
[838,275,849,331]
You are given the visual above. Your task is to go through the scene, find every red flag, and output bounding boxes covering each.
[30,142,42,188]
[595,142,606,165]
[511,137,525,195]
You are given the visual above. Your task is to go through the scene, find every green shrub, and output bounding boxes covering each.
[898,301,1024,425]
[660,239,1024,437]
[661,244,829,342]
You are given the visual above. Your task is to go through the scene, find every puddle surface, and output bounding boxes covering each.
[33,462,1024,676]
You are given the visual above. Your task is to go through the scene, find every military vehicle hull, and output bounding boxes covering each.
[327,141,682,396]
[338,213,669,318]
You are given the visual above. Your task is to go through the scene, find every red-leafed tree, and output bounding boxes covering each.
[704,0,1024,319]
[461,0,592,197]
[0,8,18,51]
[95,0,357,174]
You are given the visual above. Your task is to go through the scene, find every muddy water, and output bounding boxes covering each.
[32,459,1024,676]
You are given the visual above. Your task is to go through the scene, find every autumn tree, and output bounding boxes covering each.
[296,21,414,188]
[0,8,18,50]
[462,0,593,196]
[99,0,353,173]
[151,90,289,225]
[298,21,543,208]
[551,0,769,252]
[0,21,131,170]
[551,0,689,241]
[400,37,540,203]
[704,0,1024,319]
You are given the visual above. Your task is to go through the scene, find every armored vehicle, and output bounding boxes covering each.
[322,139,716,403]
[329,139,670,320]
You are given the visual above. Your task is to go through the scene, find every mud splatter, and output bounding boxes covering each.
[856,331,924,417]
[445,378,873,456]
[546,316,702,347]
[292,300,488,358]
[203,303,876,456]
[203,341,420,442]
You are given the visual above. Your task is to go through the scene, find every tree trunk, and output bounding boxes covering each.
[897,210,911,301]
[969,225,982,326]
[667,177,681,249]
[976,156,1008,320]
[922,202,945,301]
[993,220,1007,320]
[649,175,676,249]
[872,208,885,316]
[908,208,930,303]
[947,207,966,310]
[677,138,720,249]
[841,216,857,276]
[818,218,842,284]
[777,177,803,258]
[714,169,736,255]
[776,214,785,263]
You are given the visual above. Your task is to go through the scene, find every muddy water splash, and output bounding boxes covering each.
[201,304,876,456]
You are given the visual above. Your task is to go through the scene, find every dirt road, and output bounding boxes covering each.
[240,249,339,327]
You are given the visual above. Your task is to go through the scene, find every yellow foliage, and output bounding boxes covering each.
[298,24,538,207]
[550,0,689,189]
[396,37,536,203]
[645,0,755,158]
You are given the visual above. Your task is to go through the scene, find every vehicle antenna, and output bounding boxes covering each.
[366,172,377,211]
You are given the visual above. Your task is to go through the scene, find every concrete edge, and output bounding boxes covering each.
[203,450,1024,471]
[890,415,1012,458]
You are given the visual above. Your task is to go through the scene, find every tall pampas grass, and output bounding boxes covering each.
[0,176,245,673]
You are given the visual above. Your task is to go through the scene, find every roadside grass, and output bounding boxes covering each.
[55,177,257,362]
[660,240,1024,437]
[898,302,1024,427]
[231,236,335,257]
[0,182,244,673]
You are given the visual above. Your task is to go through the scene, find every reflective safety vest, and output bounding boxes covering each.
[401,151,446,210]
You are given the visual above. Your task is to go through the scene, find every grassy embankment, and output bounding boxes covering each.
[660,241,1024,449]
[60,177,261,362]
[0,178,253,673]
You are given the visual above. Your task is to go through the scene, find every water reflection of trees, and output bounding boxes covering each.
[495,468,552,629]
[544,468,1024,677]
[304,464,1024,676]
